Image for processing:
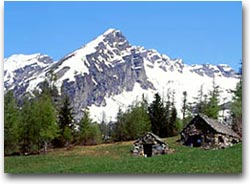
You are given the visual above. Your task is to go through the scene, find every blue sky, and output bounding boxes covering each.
[5,1,242,71]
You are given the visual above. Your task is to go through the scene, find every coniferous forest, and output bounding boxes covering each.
[4,66,242,156]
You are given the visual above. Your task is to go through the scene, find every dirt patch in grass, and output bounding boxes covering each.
[48,141,133,159]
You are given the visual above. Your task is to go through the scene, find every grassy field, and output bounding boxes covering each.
[4,136,242,174]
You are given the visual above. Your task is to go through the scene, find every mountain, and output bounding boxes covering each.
[4,53,53,94]
[4,28,240,122]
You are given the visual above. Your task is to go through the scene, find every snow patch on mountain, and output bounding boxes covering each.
[88,59,239,122]
[88,82,155,122]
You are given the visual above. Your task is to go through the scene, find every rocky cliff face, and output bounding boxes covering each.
[4,29,240,122]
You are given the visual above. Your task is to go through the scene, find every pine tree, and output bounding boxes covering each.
[4,91,21,155]
[165,92,178,137]
[57,95,75,147]
[169,106,177,136]
[18,91,59,154]
[78,109,101,145]
[113,107,126,141]
[135,97,151,137]
[181,91,194,127]
[148,93,167,137]
[78,109,91,144]
[194,85,205,114]
[182,91,187,121]
[19,97,41,154]
[36,93,58,153]
[37,78,60,152]
[231,63,242,136]
[204,78,220,119]
[100,111,108,140]
[39,78,59,107]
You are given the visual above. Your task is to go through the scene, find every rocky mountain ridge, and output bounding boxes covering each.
[4,29,240,122]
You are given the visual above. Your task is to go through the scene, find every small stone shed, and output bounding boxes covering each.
[132,132,169,157]
[180,114,240,149]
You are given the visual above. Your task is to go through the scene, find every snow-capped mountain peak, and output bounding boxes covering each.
[4,29,240,122]
[4,53,53,91]
[77,28,128,56]
[103,28,119,34]
[47,29,132,89]
[4,53,51,69]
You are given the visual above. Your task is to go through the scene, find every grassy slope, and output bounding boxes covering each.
[4,136,242,174]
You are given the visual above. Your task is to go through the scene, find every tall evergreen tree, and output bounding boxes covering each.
[194,85,205,114]
[181,91,194,127]
[39,78,59,107]
[57,95,75,147]
[135,97,151,137]
[18,91,58,154]
[204,78,220,119]
[148,93,167,137]
[182,91,187,121]
[4,91,21,155]
[19,97,41,154]
[77,109,101,145]
[36,93,58,153]
[192,80,220,119]
[169,106,177,136]
[165,92,178,137]
[99,111,108,140]
[231,63,242,136]
[163,93,171,137]
[113,107,125,141]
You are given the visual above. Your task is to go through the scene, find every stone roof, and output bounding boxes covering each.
[194,114,239,138]
[133,132,166,145]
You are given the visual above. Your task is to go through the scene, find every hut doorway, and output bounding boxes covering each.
[186,135,202,147]
[143,144,153,157]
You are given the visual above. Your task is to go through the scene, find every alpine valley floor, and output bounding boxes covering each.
[4,136,242,174]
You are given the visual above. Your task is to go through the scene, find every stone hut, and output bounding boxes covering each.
[132,132,169,157]
[180,114,240,149]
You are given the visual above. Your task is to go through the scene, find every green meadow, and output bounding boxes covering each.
[4,136,242,174]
